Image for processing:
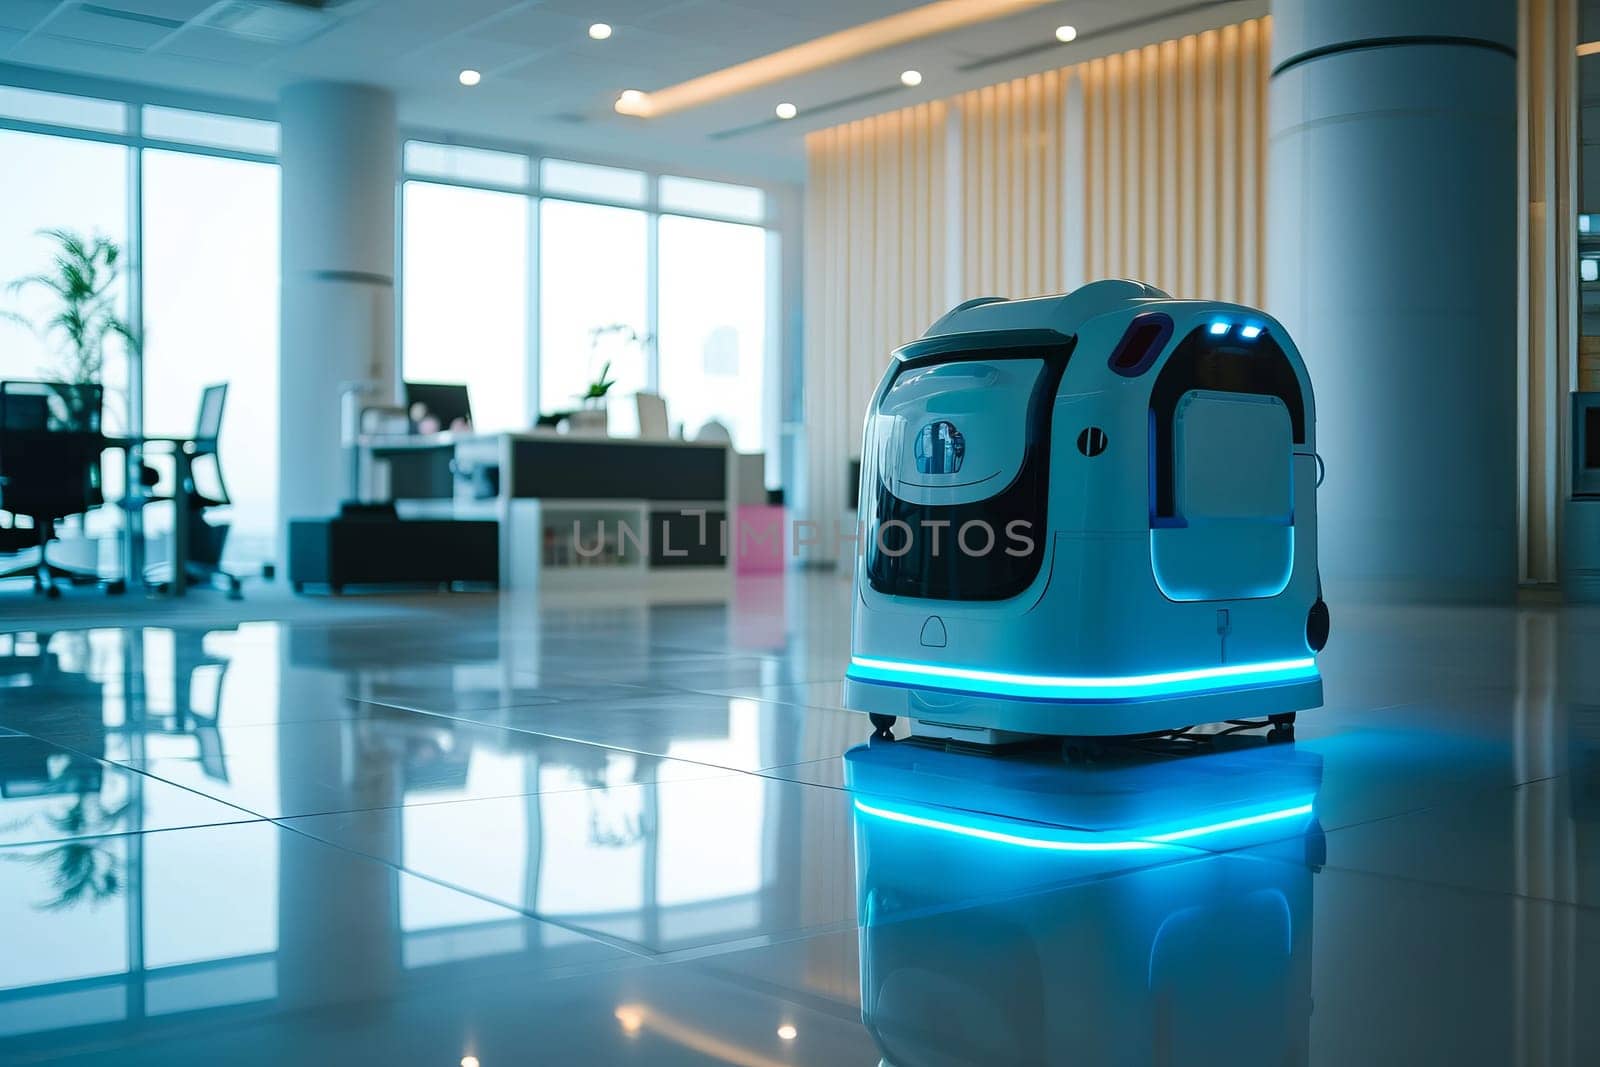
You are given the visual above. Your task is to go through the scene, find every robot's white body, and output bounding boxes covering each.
[844,280,1328,741]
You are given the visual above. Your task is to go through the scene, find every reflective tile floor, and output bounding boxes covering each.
[0,575,1598,1065]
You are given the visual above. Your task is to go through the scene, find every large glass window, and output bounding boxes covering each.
[141,149,281,568]
[657,214,771,451]
[402,181,530,431]
[0,130,130,427]
[538,199,649,416]
[0,128,132,557]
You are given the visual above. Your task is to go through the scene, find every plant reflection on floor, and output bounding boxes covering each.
[2,791,132,911]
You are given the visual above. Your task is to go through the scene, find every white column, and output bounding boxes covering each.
[1267,0,1518,601]
[276,82,397,561]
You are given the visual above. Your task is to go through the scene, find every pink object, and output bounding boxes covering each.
[735,504,785,575]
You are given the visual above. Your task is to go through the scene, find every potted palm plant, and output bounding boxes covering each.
[5,229,139,417]
[3,229,140,570]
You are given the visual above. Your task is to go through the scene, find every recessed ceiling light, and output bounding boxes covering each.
[775,101,797,119]
[589,23,612,40]
[1055,25,1077,43]
[900,69,922,86]
[458,69,481,86]
[615,88,645,113]
[777,1025,798,1041]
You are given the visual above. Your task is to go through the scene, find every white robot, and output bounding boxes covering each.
[844,280,1329,743]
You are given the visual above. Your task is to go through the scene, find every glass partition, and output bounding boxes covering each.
[538,199,649,416]
[141,149,281,568]
[656,214,770,449]
[402,180,531,431]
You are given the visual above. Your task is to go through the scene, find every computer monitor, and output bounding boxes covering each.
[404,382,472,431]
[635,391,669,440]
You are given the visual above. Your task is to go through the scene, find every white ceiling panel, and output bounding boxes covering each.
[494,48,679,104]
[105,0,216,19]
[42,5,180,49]
[540,0,696,20]
[545,28,727,85]
[0,1,59,33]
[461,6,589,50]
[406,35,541,78]
[154,24,285,64]
[262,21,416,72]
[635,1,833,58]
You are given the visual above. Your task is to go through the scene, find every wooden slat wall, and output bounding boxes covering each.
[800,18,1271,548]
[1075,19,1269,303]
[959,69,1069,298]
[803,102,949,547]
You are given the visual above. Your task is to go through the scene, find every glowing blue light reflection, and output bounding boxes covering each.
[847,654,1319,701]
[1208,320,1230,336]
[853,797,1316,853]
[1239,323,1263,339]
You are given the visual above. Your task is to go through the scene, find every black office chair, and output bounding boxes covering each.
[0,381,107,598]
[144,383,241,598]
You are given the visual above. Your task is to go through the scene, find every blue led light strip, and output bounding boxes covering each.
[853,797,1316,853]
[847,654,1318,701]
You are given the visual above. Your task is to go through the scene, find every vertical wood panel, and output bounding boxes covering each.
[1177,33,1198,297]
[980,85,998,294]
[1027,74,1045,293]
[1122,48,1142,279]
[1256,16,1271,306]
[1140,44,1159,285]
[1084,59,1104,283]
[1239,20,1260,305]
[1043,69,1062,291]
[1218,23,1239,302]
[1158,38,1179,294]
[1196,29,1218,297]
[1105,53,1123,279]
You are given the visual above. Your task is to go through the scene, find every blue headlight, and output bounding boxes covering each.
[1208,320,1230,336]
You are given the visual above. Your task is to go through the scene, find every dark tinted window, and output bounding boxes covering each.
[1108,313,1173,376]
[864,339,1072,601]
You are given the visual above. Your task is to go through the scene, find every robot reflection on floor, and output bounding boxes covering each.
[844,280,1330,745]
[847,736,1325,1066]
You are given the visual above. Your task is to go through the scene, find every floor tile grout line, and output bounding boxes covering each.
[340,698,873,788]
[261,812,664,962]
[0,724,275,828]
[0,813,269,852]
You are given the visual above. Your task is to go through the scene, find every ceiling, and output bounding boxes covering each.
[0,0,1264,183]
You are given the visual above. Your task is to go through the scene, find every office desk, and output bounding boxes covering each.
[362,431,734,594]
[106,434,197,598]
